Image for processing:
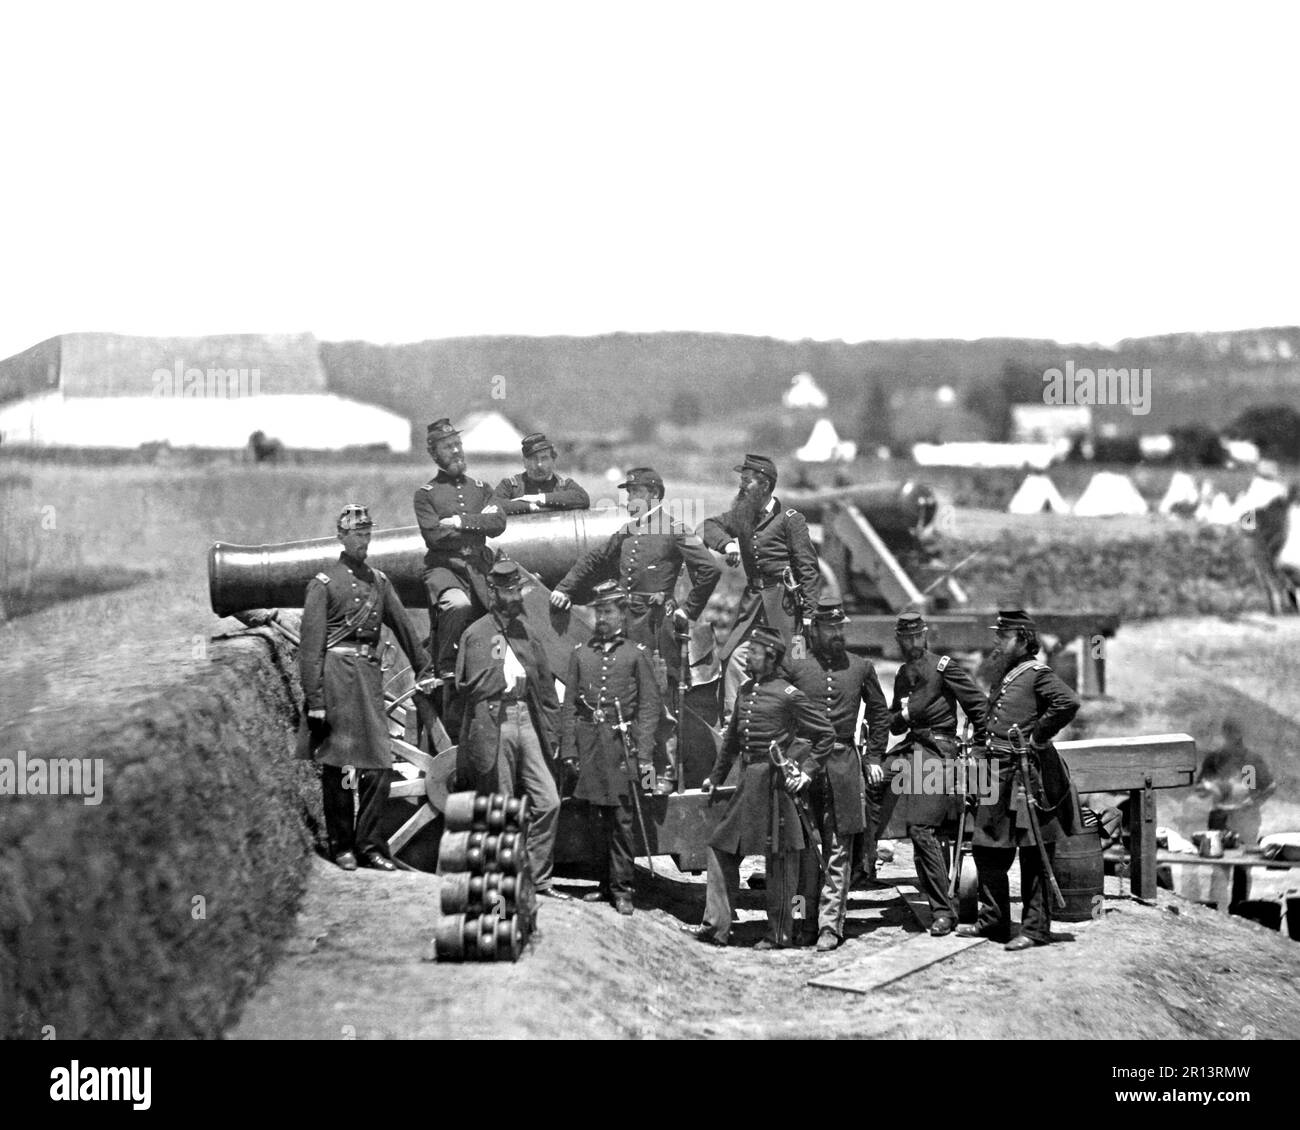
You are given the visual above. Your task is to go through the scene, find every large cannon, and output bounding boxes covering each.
[208,484,939,618]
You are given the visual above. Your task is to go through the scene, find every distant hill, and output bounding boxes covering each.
[5,328,1298,446]
[320,328,1300,441]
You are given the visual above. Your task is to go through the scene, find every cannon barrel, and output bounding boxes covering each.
[783,480,938,537]
[208,483,937,618]
[209,506,631,617]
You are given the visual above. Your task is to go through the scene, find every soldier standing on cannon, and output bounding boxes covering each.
[299,504,431,872]
[414,418,506,724]
[491,431,591,515]
[683,625,835,949]
[882,611,988,935]
[551,466,719,792]
[958,609,1080,950]
[700,455,821,724]
[782,601,892,951]
[558,581,662,915]
[454,561,569,900]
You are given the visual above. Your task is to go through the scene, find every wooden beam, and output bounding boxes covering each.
[1060,734,1197,793]
[828,502,927,612]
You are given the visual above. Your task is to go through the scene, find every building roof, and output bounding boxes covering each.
[56,332,326,397]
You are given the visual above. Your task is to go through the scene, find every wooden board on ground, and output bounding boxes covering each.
[808,929,989,995]
[808,875,985,995]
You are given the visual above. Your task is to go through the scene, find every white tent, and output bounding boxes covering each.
[1158,471,1200,517]
[458,410,524,457]
[1071,471,1149,517]
[1235,474,1289,515]
[782,372,828,410]
[795,418,856,463]
[1200,491,1242,526]
[1007,474,1069,515]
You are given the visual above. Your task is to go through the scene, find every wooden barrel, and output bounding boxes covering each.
[1053,829,1104,922]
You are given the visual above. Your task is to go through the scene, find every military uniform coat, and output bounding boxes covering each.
[559,635,662,805]
[708,675,835,855]
[700,498,820,658]
[556,515,720,668]
[491,472,590,515]
[889,650,990,827]
[454,612,562,785]
[299,554,429,769]
[414,470,507,605]
[782,651,891,835]
[973,659,1081,849]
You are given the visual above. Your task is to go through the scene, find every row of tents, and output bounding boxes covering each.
[1008,470,1292,522]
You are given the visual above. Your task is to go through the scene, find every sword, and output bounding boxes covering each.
[768,740,822,856]
[612,698,657,878]
[948,720,973,901]
[1007,724,1066,910]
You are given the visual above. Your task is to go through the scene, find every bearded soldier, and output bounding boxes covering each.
[782,602,892,950]
[414,418,506,694]
[559,581,661,915]
[700,454,820,722]
[683,625,835,949]
[491,431,591,515]
[455,561,568,900]
[958,610,1080,950]
[884,611,988,936]
[299,505,431,872]
[551,466,719,792]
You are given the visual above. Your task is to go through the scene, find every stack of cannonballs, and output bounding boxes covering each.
[432,791,538,962]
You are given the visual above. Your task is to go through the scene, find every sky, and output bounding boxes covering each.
[1,1,1297,362]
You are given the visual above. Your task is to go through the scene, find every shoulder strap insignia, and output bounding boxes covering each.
[784,684,796,695]
[314,572,330,584]
[936,655,951,672]
[513,474,523,489]
[1033,662,1050,671]
[370,566,388,587]
[420,482,434,491]
[635,642,647,650]
[785,508,797,518]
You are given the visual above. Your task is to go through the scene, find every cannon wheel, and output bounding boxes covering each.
[383,652,458,869]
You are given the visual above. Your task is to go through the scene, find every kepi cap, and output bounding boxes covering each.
[618,466,665,495]
[895,611,928,634]
[733,454,778,485]
[810,601,850,625]
[589,580,629,607]
[426,418,461,445]
[747,624,787,654]
[489,560,525,587]
[521,432,555,458]
[337,504,373,531]
[990,609,1037,631]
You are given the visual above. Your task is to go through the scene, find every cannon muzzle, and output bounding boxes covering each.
[209,506,632,618]
[783,480,938,537]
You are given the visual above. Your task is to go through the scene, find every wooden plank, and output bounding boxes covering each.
[1062,734,1197,792]
[808,930,989,994]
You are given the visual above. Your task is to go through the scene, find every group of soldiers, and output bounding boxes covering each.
[299,417,1083,952]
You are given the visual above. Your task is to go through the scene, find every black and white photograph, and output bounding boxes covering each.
[1,0,1296,1095]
